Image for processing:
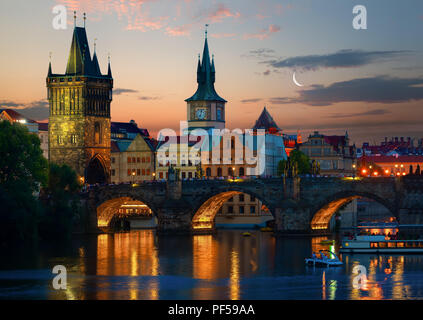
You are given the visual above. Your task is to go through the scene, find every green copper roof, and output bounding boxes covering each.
[65,27,93,75]
[185,37,226,103]
[48,26,111,78]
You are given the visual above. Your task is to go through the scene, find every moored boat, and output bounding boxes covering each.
[340,235,423,253]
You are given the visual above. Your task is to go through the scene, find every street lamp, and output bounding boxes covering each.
[131,171,136,184]
[352,164,356,179]
[152,172,156,181]
[79,176,85,191]
[232,167,236,181]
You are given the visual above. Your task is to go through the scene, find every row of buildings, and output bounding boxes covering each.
[3,20,422,230]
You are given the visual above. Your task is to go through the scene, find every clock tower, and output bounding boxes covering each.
[185,28,227,131]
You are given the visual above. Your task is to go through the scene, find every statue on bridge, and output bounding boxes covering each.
[283,157,299,178]
[311,160,320,175]
[168,165,179,182]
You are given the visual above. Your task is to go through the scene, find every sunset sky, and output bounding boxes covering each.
[1,0,423,145]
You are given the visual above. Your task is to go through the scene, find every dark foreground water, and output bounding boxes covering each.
[1,230,423,300]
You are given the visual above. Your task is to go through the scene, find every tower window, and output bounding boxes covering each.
[57,135,63,145]
[70,134,77,144]
[94,122,101,144]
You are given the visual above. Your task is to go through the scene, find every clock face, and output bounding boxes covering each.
[196,108,206,120]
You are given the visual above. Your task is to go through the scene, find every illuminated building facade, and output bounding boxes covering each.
[46,22,113,184]
[300,131,356,176]
[155,136,200,180]
[358,155,423,177]
[110,121,156,184]
[0,109,39,133]
[38,122,49,159]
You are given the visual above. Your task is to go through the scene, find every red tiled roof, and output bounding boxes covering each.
[252,107,280,131]
[0,109,37,123]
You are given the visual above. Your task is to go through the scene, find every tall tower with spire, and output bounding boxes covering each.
[46,13,113,184]
[185,26,227,131]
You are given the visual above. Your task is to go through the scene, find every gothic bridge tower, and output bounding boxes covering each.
[47,15,113,184]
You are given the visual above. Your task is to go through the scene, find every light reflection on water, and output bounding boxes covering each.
[1,230,423,300]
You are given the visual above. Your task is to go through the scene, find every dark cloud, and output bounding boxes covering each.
[269,76,423,106]
[138,96,161,101]
[268,97,294,104]
[0,100,21,108]
[328,109,391,119]
[0,100,49,121]
[261,49,411,71]
[114,88,139,95]
[240,98,262,103]
[241,48,276,59]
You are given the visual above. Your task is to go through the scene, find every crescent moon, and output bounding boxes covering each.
[293,72,304,87]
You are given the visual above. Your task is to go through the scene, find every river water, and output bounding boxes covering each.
[1,230,423,300]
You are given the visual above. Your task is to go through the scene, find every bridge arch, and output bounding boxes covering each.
[191,188,275,231]
[310,191,397,231]
[97,195,156,228]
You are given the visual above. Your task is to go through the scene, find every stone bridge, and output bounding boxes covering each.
[84,176,423,234]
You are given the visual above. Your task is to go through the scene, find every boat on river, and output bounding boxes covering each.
[305,250,343,267]
[340,235,423,253]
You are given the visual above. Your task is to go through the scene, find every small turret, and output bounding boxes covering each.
[196,54,201,83]
[211,54,215,83]
[92,41,101,76]
[107,56,112,78]
[48,61,52,77]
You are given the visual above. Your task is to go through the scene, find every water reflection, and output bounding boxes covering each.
[1,230,423,300]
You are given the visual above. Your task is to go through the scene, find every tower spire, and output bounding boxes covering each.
[83,13,86,28]
[48,52,52,76]
[74,11,76,27]
[185,28,226,103]
[92,39,101,76]
[107,53,112,78]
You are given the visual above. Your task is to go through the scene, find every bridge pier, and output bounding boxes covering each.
[156,199,193,234]
[274,201,312,235]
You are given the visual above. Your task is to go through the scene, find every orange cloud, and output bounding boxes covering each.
[56,0,167,32]
[165,24,193,36]
[207,3,241,23]
[244,24,281,40]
